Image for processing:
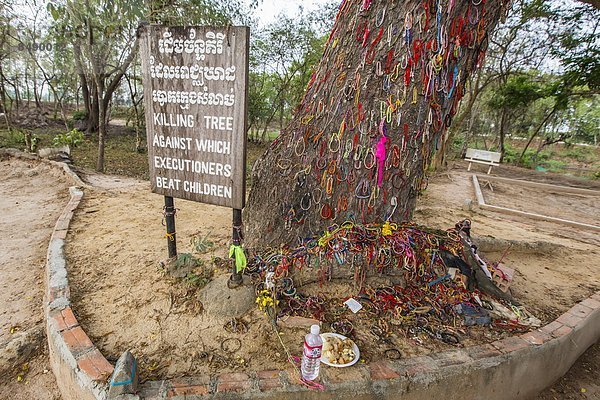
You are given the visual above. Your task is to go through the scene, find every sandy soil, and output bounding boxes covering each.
[0,156,67,400]
[63,163,600,383]
[415,168,599,323]
[479,180,600,227]
[535,340,600,400]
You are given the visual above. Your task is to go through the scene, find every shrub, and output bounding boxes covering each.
[52,129,84,148]
[540,159,567,173]
[562,146,595,163]
[71,110,87,121]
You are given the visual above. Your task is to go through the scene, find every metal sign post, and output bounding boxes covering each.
[164,196,177,258]
[229,208,243,287]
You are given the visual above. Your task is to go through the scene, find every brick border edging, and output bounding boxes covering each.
[45,186,114,400]
[40,175,600,400]
[139,295,600,400]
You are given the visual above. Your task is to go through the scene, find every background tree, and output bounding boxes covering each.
[245,0,511,247]
[248,4,337,143]
[47,0,251,172]
[48,0,143,171]
[433,0,599,168]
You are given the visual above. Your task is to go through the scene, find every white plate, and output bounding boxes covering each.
[319,332,360,367]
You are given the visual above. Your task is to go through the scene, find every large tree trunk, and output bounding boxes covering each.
[246,0,510,247]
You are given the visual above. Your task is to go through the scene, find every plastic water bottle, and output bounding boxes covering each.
[301,324,323,381]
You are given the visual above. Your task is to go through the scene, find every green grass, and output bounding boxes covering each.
[0,126,65,151]
[559,146,597,163]
[71,131,150,179]
[539,159,567,173]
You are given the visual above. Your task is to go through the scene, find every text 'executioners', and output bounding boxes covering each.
[154,156,232,177]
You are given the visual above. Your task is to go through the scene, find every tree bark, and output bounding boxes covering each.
[94,38,140,172]
[498,108,508,161]
[89,85,100,134]
[95,77,107,172]
[245,0,510,247]
[432,69,496,170]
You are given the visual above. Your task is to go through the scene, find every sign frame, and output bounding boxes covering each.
[139,24,249,210]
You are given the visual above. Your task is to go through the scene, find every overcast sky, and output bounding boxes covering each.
[246,0,335,27]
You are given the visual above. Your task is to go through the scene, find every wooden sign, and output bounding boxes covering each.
[140,25,249,209]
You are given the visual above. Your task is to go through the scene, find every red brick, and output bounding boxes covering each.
[61,308,79,329]
[87,349,113,376]
[70,326,93,348]
[551,325,573,338]
[491,336,530,353]
[467,344,502,360]
[556,312,583,328]
[256,370,282,391]
[76,350,112,381]
[61,327,94,357]
[568,304,594,319]
[256,370,279,380]
[540,321,563,335]
[170,377,210,387]
[431,350,472,367]
[323,365,368,384]
[394,355,437,376]
[217,372,252,393]
[167,378,211,396]
[580,298,600,310]
[61,329,79,350]
[77,355,103,381]
[258,378,282,391]
[521,330,552,345]
[51,311,67,332]
[369,360,400,380]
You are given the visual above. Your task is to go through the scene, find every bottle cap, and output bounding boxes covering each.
[310,324,320,335]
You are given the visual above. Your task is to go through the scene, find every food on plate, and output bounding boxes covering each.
[322,335,356,365]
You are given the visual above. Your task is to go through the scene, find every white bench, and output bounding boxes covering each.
[465,148,501,174]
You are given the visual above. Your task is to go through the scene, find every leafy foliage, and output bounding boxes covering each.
[190,232,215,254]
[52,128,84,147]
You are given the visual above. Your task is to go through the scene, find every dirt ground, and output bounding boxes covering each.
[0,156,67,400]
[534,340,600,400]
[61,161,600,385]
[415,166,600,322]
[479,179,600,227]
[0,154,596,398]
